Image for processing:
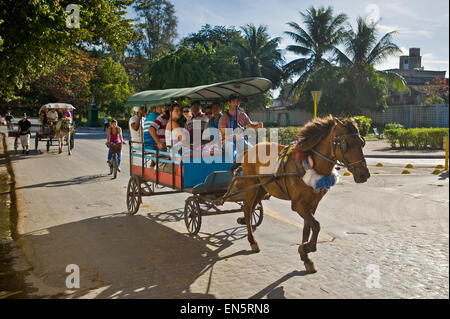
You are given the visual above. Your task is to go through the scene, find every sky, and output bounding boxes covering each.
[126,0,449,77]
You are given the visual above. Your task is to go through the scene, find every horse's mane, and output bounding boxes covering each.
[296,115,336,151]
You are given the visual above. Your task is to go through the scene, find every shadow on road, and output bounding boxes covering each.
[249,270,309,299]
[18,212,259,299]
[16,174,111,190]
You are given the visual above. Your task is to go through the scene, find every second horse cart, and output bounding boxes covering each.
[125,77,273,235]
[35,103,76,152]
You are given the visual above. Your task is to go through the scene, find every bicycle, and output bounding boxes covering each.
[108,142,123,179]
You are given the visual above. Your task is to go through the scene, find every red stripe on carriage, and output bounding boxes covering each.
[131,165,182,188]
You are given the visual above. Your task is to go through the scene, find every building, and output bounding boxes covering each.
[386,48,446,85]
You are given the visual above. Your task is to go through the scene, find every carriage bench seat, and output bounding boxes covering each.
[192,171,233,195]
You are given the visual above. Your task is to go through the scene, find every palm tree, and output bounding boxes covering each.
[283,6,347,91]
[334,17,408,92]
[233,24,284,87]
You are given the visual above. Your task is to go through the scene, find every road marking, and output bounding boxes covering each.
[262,206,346,245]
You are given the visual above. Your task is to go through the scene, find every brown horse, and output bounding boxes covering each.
[238,115,370,273]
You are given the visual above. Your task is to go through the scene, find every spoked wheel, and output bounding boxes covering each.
[127,175,142,215]
[184,196,202,235]
[251,201,264,227]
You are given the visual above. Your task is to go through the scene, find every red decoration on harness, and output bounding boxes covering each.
[295,150,302,162]
[307,155,314,169]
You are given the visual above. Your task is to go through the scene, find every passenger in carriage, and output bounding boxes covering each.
[165,102,188,149]
[129,106,146,143]
[62,108,73,124]
[143,105,162,150]
[218,94,263,165]
[208,102,223,130]
[184,101,209,144]
[180,105,192,128]
[149,106,169,150]
[47,108,59,124]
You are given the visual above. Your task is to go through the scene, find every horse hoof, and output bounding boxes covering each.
[237,217,246,225]
[304,262,317,273]
[251,243,260,253]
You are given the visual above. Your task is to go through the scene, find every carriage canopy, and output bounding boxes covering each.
[39,103,76,113]
[125,77,272,107]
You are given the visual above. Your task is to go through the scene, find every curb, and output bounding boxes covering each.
[365,154,445,159]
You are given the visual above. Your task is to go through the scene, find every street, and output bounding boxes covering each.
[2,127,449,299]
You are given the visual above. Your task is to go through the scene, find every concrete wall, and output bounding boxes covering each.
[249,108,313,127]
[361,104,449,128]
[250,104,449,129]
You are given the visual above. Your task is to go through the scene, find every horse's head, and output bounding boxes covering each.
[333,117,370,183]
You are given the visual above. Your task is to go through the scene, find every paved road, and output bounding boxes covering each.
[3,127,449,299]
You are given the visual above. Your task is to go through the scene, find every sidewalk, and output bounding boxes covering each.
[364,139,446,159]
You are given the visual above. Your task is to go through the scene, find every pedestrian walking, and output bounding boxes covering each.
[18,113,32,154]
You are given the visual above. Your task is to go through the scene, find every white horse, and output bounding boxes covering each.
[55,119,73,155]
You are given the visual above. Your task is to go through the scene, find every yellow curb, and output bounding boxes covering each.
[376,163,383,167]
[405,164,414,169]
[432,169,441,175]
[435,165,444,169]
[343,172,351,176]
[401,170,411,174]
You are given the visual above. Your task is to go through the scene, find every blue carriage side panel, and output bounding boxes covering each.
[182,154,233,188]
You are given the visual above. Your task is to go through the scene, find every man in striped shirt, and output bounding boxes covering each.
[149,106,169,150]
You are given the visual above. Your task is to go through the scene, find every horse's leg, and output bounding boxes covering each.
[292,201,320,273]
[242,187,265,253]
[58,135,62,153]
[68,132,71,155]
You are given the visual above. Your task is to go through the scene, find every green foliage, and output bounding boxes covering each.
[424,95,445,106]
[233,24,284,88]
[181,24,241,49]
[265,127,300,144]
[295,64,389,115]
[384,128,449,149]
[149,43,241,89]
[353,116,372,136]
[0,0,137,100]
[283,6,348,93]
[384,123,404,130]
[90,57,134,116]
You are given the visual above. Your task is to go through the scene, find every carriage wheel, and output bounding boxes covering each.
[251,201,264,227]
[184,196,202,235]
[35,134,39,151]
[126,175,141,215]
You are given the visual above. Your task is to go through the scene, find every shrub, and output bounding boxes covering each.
[353,116,372,136]
[383,127,448,150]
[384,123,404,130]
[265,126,300,145]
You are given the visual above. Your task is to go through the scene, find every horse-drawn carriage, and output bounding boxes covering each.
[35,103,76,153]
[125,77,370,273]
[125,77,272,234]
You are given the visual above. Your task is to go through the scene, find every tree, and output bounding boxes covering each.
[10,50,98,118]
[334,17,408,94]
[233,24,284,88]
[148,44,241,89]
[90,57,134,116]
[0,0,137,101]
[180,24,241,49]
[133,0,178,60]
[283,6,347,93]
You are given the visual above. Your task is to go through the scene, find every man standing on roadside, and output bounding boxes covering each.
[18,113,32,155]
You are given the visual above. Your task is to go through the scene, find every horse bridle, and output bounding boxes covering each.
[311,124,367,170]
